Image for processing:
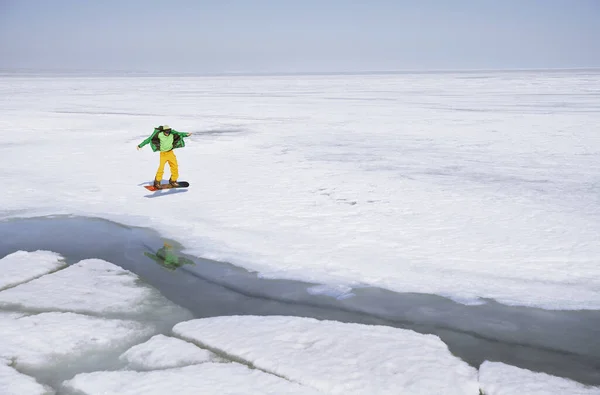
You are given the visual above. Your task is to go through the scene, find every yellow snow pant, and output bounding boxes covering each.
[155,150,179,181]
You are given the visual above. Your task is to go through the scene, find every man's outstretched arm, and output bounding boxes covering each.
[172,129,192,137]
[136,130,157,150]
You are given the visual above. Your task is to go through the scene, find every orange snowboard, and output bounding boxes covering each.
[144,181,189,191]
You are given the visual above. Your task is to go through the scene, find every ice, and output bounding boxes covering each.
[0,258,186,319]
[174,315,480,395]
[0,253,194,390]
[0,250,595,393]
[62,363,323,395]
[306,284,356,300]
[0,311,25,320]
[119,334,215,370]
[0,359,54,395]
[2,72,599,310]
[1,71,599,391]
[0,311,152,370]
[0,250,65,290]
[479,361,600,395]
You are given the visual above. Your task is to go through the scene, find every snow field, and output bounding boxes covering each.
[1,71,600,393]
[2,72,600,310]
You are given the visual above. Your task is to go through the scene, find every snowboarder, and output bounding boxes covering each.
[137,125,192,189]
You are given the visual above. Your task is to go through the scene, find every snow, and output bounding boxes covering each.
[0,250,65,290]
[0,359,54,395]
[0,259,186,319]
[1,71,600,393]
[119,334,215,370]
[174,315,481,395]
[0,311,25,320]
[62,363,324,395]
[0,252,597,394]
[479,361,600,395]
[2,71,599,310]
[0,311,152,369]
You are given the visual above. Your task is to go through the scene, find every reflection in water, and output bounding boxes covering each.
[1,216,600,386]
[144,242,195,271]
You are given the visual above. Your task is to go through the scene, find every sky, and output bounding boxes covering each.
[0,0,599,73]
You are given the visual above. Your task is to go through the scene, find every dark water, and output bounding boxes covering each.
[1,215,599,386]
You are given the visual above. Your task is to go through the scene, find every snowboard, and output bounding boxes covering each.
[144,181,189,191]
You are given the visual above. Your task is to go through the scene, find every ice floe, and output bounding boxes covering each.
[0,250,64,290]
[0,259,190,321]
[0,358,54,395]
[479,361,600,395]
[1,251,597,394]
[119,334,215,370]
[62,363,323,395]
[174,315,480,395]
[0,312,152,370]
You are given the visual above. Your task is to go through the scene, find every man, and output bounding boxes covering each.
[137,125,192,189]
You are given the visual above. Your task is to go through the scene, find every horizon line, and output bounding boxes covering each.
[1,66,600,78]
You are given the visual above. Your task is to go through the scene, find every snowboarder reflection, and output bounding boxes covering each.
[144,242,195,271]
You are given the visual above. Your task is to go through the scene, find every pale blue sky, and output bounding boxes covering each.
[1,0,599,73]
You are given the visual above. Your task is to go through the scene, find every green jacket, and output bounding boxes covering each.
[138,128,188,152]
[144,247,195,271]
